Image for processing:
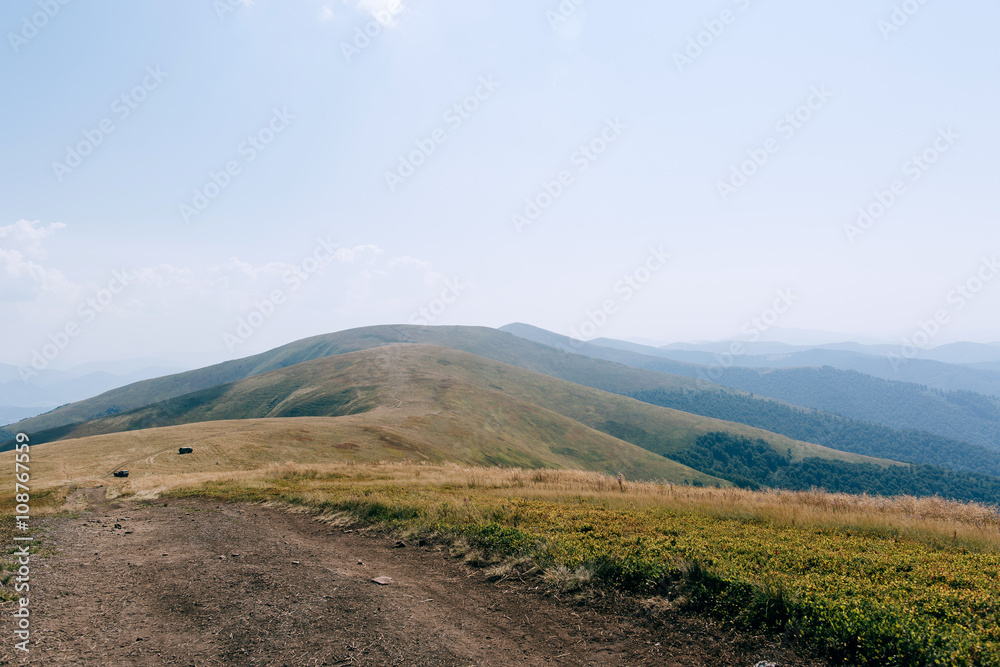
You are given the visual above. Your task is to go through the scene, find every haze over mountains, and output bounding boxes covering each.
[6,323,1000,504]
[655,338,1000,365]
[501,324,1000,451]
[618,341,1000,395]
[0,360,188,427]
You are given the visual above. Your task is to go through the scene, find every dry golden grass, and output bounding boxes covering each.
[1,405,724,490]
[91,461,1000,552]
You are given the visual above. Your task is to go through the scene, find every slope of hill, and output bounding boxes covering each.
[630,387,1000,478]
[17,344,744,486]
[918,341,1000,364]
[21,343,881,468]
[501,324,1000,450]
[1,406,51,427]
[708,367,1000,450]
[0,364,186,427]
[1,325,713,441]
[968,360,1000,374]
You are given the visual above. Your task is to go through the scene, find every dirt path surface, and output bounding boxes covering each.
[3,492,823,666]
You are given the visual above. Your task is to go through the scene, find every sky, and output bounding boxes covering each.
[1,0,998,371]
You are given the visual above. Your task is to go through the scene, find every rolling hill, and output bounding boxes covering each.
[1,325,709,441]
[16,343,747,487]
[5,323,998,473]
[19,343,885,471]
[11,331,1000,501]
[20,342,1000,502]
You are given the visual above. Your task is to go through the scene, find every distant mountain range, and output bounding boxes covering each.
[501,324,1000,451]
[600,339,1000,395]
[655,338,1000,365]
[0,361,186,427]
[6,324,1000,503]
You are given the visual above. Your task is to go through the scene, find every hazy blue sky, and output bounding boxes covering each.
[2,0,998,368]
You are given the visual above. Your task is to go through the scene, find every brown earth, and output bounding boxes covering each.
[2,491,825,666]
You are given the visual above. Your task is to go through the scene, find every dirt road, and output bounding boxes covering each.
[3,493,821,666]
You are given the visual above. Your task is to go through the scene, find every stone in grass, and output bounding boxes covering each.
[371,576,393,585]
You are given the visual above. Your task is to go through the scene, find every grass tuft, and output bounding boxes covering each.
[542,564,594,593]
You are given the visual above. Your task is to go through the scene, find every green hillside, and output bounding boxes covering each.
[23,344,878,463]
[631,387,1000,478]
[20,344,907,489]
[1,325,708,440]
[17,344,733,485]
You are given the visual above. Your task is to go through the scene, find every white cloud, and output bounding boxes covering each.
[1,228,470,365]
[103,242,451,326]
[318,5,335,21]
[0,219,66,259]
[0,220,76,301]
[332,244,382,264]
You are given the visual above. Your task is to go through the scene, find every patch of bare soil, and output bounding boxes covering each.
[2,491,825,666]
